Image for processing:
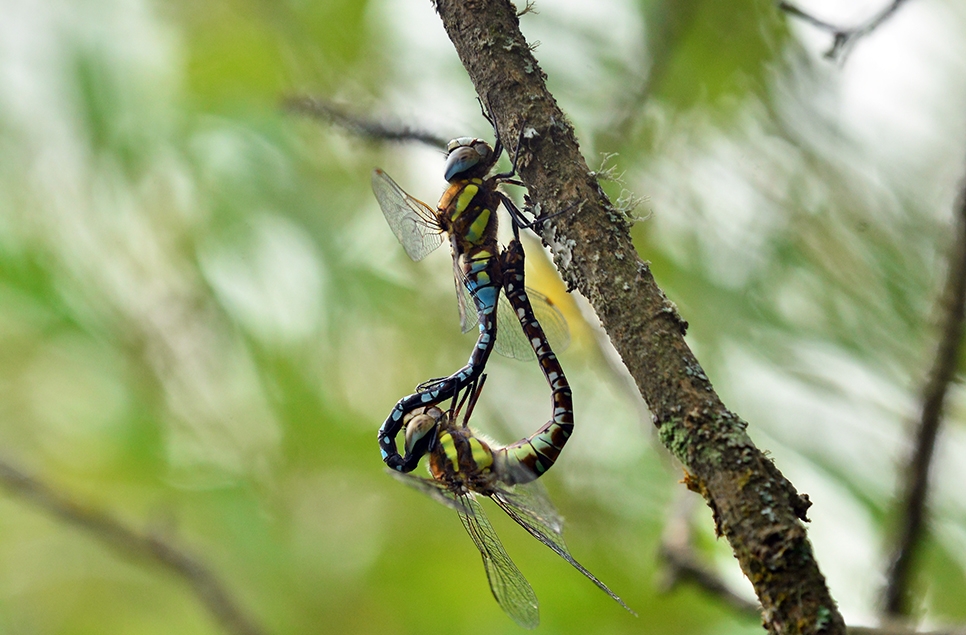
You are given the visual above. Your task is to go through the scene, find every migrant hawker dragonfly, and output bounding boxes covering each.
[391,375,634,628]
[373,110,567,472]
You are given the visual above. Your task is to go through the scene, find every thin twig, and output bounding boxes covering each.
[282,96,449,149]
[658,490,761,616]
[0,456,268,635]
[654,493,966,635]
[882,167,966,616]
[850,626,966,635]
[779,0,912,62]
[655,492,966,635]
[602,0,702,147]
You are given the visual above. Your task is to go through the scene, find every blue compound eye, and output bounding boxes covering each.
[473,141,491,162]
[444,146,482,181]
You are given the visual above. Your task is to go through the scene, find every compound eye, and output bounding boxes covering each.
[473,141,491,159]
[446,137,474,154]
[404,411,442,459]
[443,146,481,181]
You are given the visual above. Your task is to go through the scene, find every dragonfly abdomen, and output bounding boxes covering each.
[461,248,500,316]
[496,393,574,484]
[494,240,575,484]
[377,254,502,472]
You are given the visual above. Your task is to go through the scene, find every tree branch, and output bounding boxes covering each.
[779,0,911,62]
[881,165,966,616]
[0,456,268,635]
[657,490,966,635]
[431,1,843,632]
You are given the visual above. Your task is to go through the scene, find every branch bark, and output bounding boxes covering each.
[432,1,844,632]
[882,165,966,616]
[657,483,966,635]
[658,491,762,616]
[0,456,267,635]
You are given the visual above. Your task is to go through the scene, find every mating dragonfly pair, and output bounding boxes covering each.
[371,108,633,627]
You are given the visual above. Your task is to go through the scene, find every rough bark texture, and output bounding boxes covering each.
[432,1,846,633]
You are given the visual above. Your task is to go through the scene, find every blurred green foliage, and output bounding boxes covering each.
[1,0,966,633]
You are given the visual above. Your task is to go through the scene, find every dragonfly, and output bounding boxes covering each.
[373,108,568,472]
[402,237,573,481]
[391,374,635,629]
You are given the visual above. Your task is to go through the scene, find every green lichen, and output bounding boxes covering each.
[815,605,831,631]
[657,416,688,464]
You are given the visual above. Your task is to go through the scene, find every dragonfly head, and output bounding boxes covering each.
[444,137,493,181]
[403,406,446,462]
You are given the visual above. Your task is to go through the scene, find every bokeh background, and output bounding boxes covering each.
[2,0,966,633]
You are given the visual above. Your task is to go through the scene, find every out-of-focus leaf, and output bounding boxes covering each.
[650,0,789,114]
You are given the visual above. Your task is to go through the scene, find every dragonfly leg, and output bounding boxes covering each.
[497,191,535,235]
[415,375,448,392]
[510,196,583,237]
[457,373,488,428]
[477,95,527,182]
[491,119,528,181]
[477,97,502,159]
[498,190,577,239]
[532,199,581,232]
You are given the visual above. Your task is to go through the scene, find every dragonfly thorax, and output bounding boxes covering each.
[428,423,499,492]
[444,137,494,181]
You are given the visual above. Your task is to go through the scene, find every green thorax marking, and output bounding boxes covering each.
[468,437,494,470]
[430,424,497,487]
[437,430,460,473]
[440,178,498,251]
[452,182,481,220]
[463,207,492,244]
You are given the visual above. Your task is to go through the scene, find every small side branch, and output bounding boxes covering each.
[656,492,966,635]
[658,492,760,616]
[881,167,966,615]
[0,456,268,635]
[282,96,449,149]
[850,627,966,635]
[779,0,911,62]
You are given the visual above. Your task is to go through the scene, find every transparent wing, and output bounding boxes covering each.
[454,256,477,334]
[528,288,570,354]
[451,253,570,359]
[389,470,539,627]
[490,482,636,615]
[457,495,540,629]
[493,294,536,360]
[456,278,571,360]
[371,168,444,261]
[491,480,565,546]
[387,469,474,516]
[493,287,570,361]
